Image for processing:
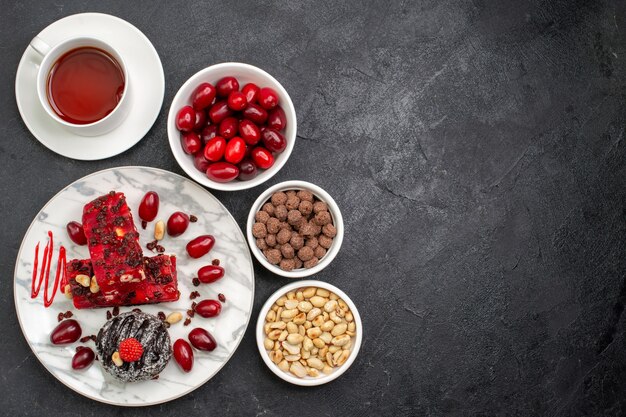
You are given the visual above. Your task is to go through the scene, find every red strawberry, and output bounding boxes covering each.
[119,338,144,362]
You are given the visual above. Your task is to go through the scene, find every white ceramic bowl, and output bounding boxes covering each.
[167,62,296,191]
[256,280,362,386]
[247,180,344,278]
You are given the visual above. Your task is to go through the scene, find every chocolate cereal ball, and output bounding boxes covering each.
[285,196,300,211]
[287,209,302,226]
[299,221,316,236]
[256,238,268,250]
[294,257,303,269]
[313,201,328,214]
[314,246,326,259]
[298,200,313,216]
[305,236,319,249]
[252,222,267,238]
[279,258,296,271]
[274,204,288,221]
[318,234,333,249]
[297,190,314,202]
[279,221,291,230]
[322,223,337,238]
[280,243,295,259]
[271,192,287,206]
[297,246,314,262]
[304,257,319,269]
[262,203,275,216]
[265,248,282,265]
[286,190,297,198]
[266,217,280,234]
[314,210,331,226]
[290,233,304,250]
[265,233,277,247]
[255,210,270,223]
[277,228,291,245]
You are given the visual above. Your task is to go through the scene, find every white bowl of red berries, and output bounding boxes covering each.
[167,63,296,191]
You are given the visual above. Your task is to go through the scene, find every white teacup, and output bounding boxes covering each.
[31,36,131,137]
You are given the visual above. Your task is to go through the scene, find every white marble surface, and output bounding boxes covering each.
[13,167,254,406]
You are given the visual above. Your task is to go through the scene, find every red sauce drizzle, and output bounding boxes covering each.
[30,231,66,307]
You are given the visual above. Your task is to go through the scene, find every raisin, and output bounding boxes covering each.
[157,311,166,321]
[184,318,191,326]
[64,311,73,318]
[57,312,64,322]
[192,278,200,287]
[106,311,112,320]
[212,259,220,266]
[218,293,226,303]
[80,336,92,343]
[187,309,195,317]
[141,220,147,229]
[189,215,198,222]
[112,306,120,316]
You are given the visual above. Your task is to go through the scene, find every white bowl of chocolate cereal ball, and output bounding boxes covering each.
[246,180,344,278]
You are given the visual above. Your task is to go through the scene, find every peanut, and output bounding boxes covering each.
[154,220,165,240]
[166,312,183,324]
[264,338,274,350]
[310,296,326,307]
[285,299,298,309]
[75,274,90,287]
[287,334,304,345]
[89,276,99,294]
[331,322,347,336]
[112,351,123,367]
[316,288,330,297]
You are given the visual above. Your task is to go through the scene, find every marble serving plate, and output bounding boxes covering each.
[13,167,254,406]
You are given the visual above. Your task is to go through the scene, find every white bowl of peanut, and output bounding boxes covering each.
[256,280,362,386]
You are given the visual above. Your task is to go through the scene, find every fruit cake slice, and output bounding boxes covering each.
[67,255,179,309]
[82,191,145,302]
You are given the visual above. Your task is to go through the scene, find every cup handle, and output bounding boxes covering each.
[29,36,51,57]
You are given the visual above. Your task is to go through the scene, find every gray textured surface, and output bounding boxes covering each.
[2,0,626,415]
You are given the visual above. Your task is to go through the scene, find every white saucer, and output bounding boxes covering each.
[15,13,165,160]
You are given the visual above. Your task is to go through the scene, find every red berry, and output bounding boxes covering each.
[176,106,196,132]
[193,152,211,172]
[186,235,215,258]
[242,103,268,124]
[237,158,258,181]
[227,91,247,111]
[206,162,239,182]
[188,328,217,351]
[72,346,95,370]
[167,211,190,237]
[257,87,279,110]
[181,132,202,154]
[208,101,233,124]
[194,299,222,318]
[197,264,224,283]
[260,128,287,153]
[138,191,159,222]
[267,106,287,130]
[219,117,238,139]
[118,338,144,362]
[200,124,218,144]
[203,136,226,162]
[216,76,240,97]
[224,137,246,164]
[66,221,87,245]
[50,319,82,345]
[192,82,217,110]
[241,83,260,103]
[238,119,261,145]
[173,339,194,372]
[193,109,206,131]
[251,147,275,169]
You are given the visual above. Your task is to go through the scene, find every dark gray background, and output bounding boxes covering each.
[2,0,625,415]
